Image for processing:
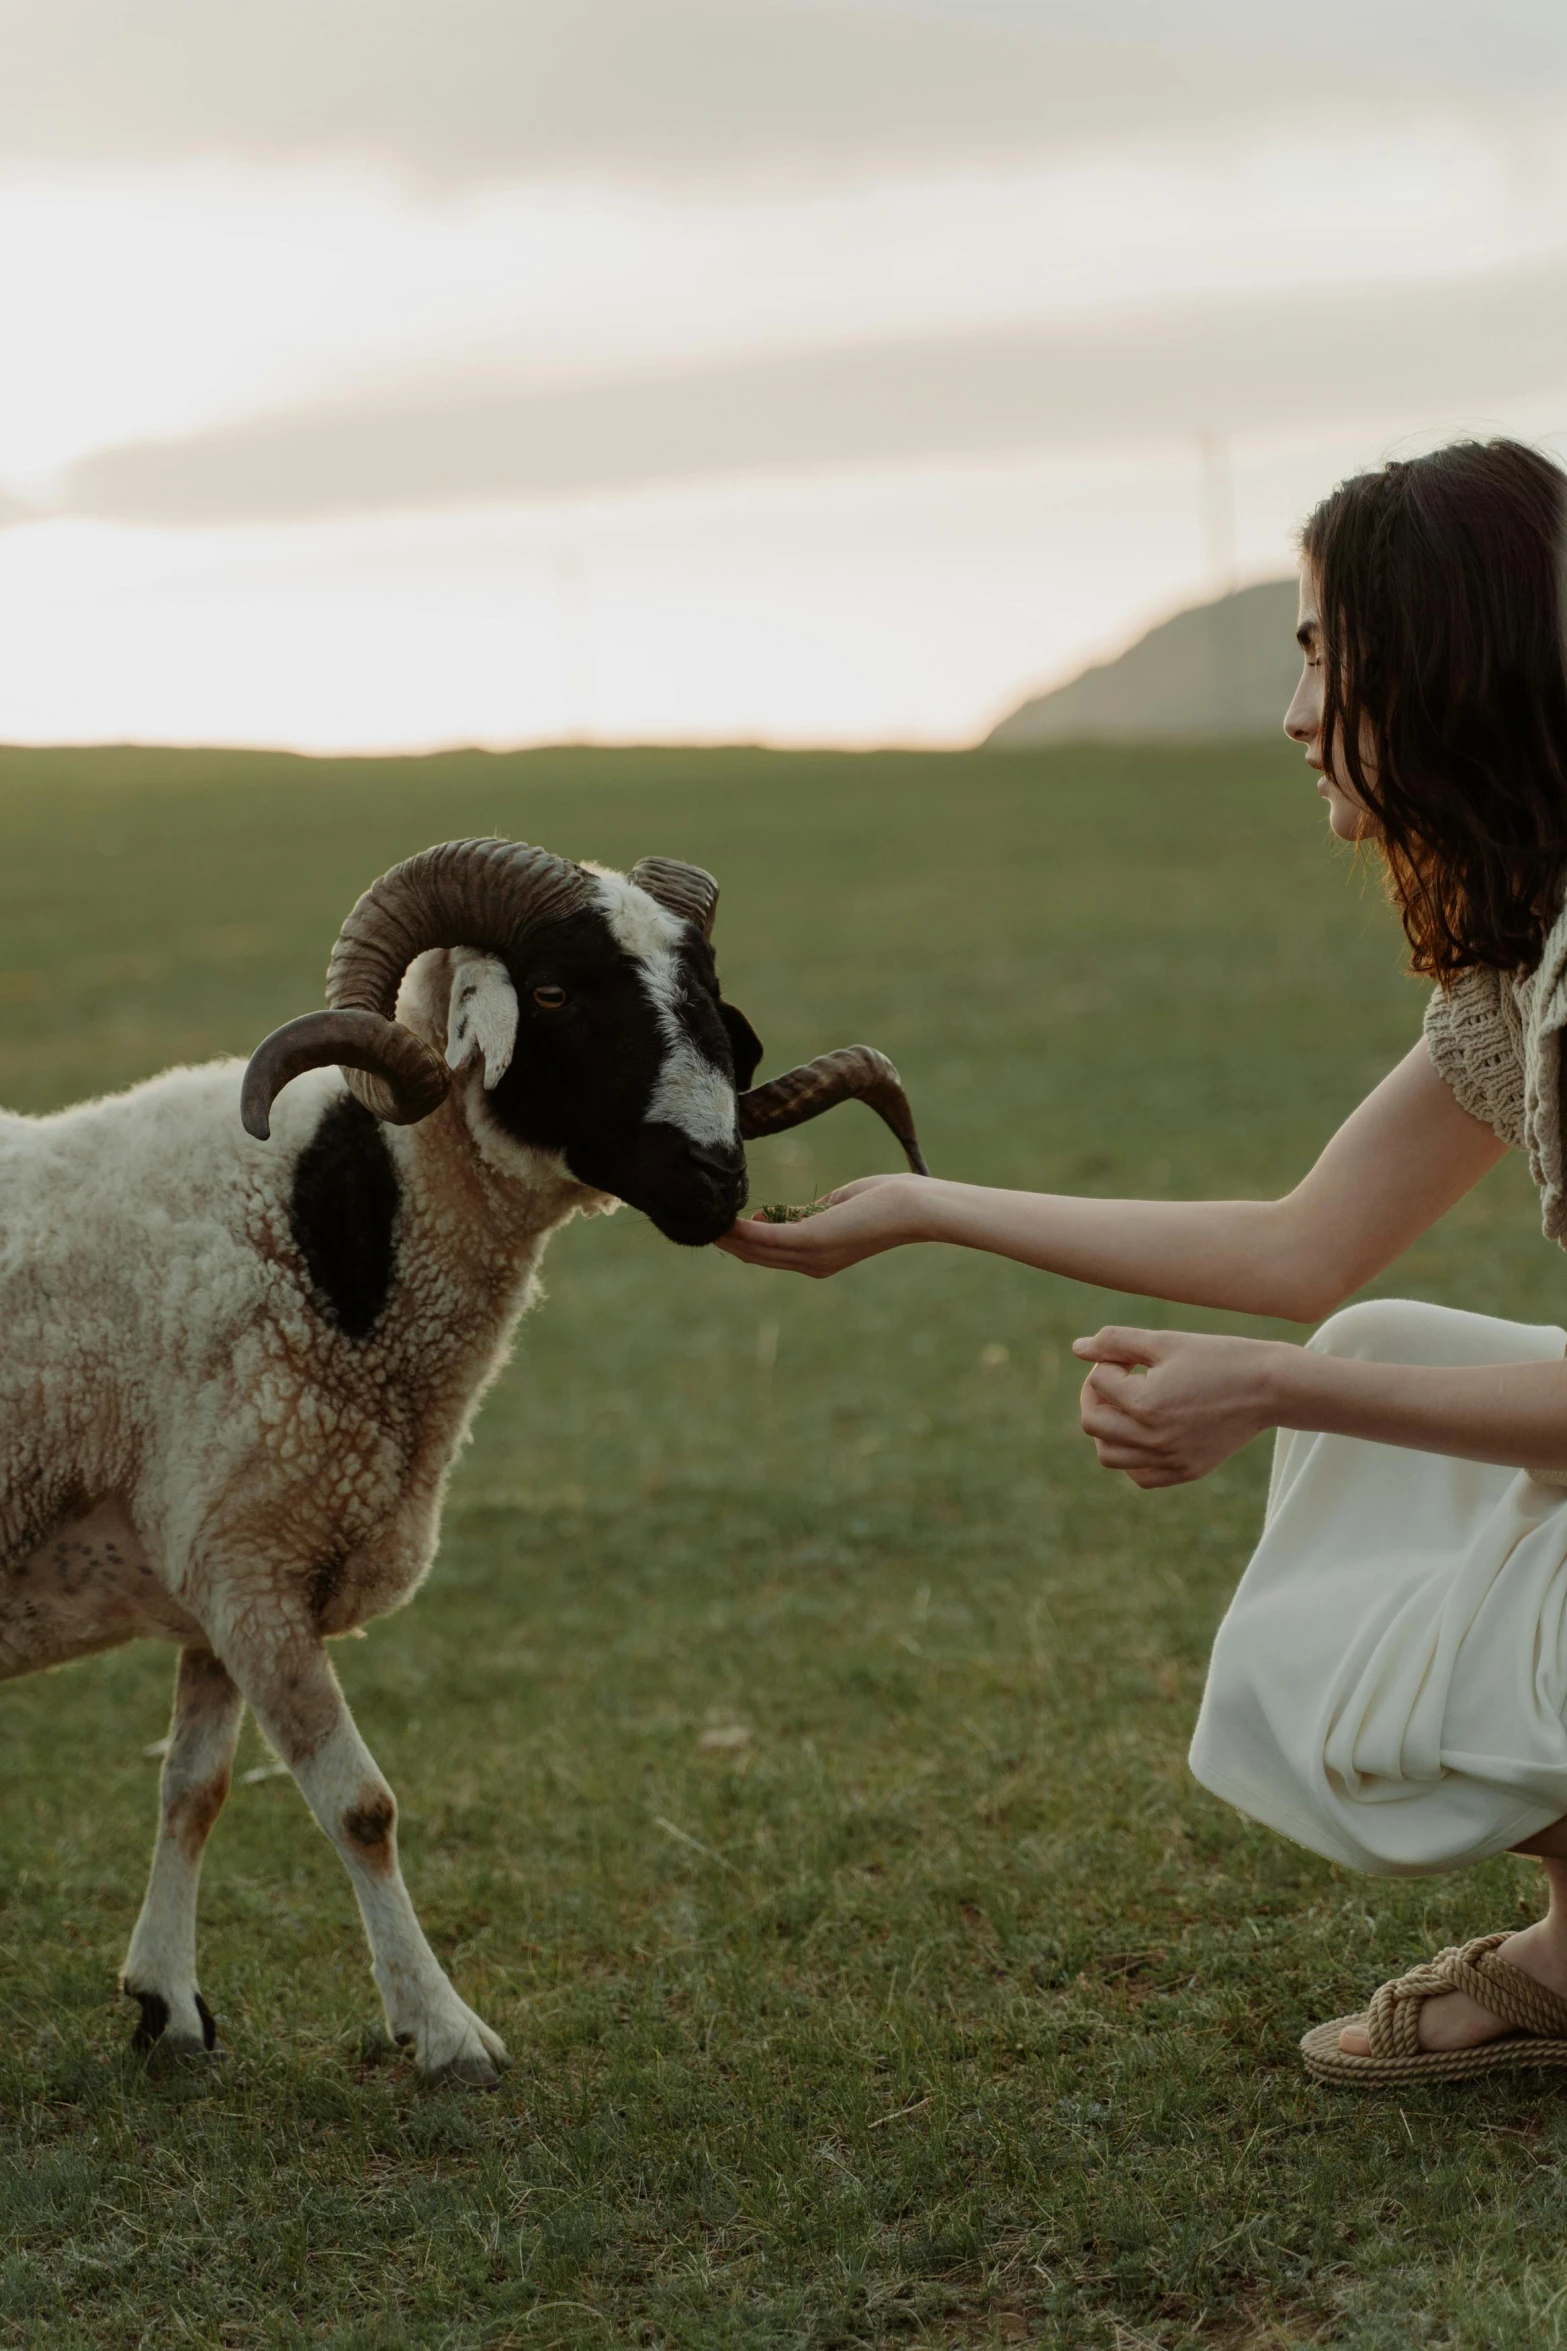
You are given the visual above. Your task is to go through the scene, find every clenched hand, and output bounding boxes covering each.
[1073,1326,1288,1488]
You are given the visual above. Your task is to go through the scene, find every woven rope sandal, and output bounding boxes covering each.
[1301,1932,1567,2086]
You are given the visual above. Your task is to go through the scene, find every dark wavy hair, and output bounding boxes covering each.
[1302,438,1567,979]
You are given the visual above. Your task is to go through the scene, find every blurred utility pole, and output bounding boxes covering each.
[1199,430,1240,731]
[554,549,595,743]
[1199,429,1237,596]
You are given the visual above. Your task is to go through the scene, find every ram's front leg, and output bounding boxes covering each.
[218,1614,509,2084]
[122,1645,244,2055]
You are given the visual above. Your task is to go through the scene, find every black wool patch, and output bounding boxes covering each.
[288,1095,400,1340]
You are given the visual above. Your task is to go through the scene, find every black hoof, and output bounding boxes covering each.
[128,1990,170,2053]
[126,1987,224,2059]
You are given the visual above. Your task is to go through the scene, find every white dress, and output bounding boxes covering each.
[1189,1295,1567,1877]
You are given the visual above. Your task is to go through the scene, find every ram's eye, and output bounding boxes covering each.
[532,983,567,1010]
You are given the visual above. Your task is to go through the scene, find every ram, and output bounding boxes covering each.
[0,838,926,2081]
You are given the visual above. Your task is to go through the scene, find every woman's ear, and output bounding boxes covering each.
[445,950,519,1089]
[720,1001,764,1090]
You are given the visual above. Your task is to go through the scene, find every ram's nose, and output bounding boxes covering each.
[689,1139,748,1224]
[686,1137,746,1180]
[615,1121,748,1245]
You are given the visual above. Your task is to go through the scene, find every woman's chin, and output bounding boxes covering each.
[1321,788,1369,843]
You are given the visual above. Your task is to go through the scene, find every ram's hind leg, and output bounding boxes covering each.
[122,1646,245,2055]
[218,1616,509,2085]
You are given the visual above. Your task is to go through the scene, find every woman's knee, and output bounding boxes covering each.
[1307,1297,1443,1362]
[1308,1295,1560,1369]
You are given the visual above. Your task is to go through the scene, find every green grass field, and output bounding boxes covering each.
[1,738,1563,2351]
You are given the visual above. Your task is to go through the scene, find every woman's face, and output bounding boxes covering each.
[1283,562,1372,842]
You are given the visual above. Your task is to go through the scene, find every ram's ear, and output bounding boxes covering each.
[720,1001,764,1090]
[445,950,519,1089]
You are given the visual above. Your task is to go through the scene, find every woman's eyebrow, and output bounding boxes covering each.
[1296,619,1319,650]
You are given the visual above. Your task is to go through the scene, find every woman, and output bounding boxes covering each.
[719,437,1567,2087]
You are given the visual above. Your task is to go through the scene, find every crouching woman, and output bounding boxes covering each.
[720,436,1567,2087]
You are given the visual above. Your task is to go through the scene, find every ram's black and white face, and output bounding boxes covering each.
[444,868,761,1246]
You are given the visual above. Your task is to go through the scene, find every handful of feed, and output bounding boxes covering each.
[755,1199,831,1224]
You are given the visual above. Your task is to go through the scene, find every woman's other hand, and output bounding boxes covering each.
[1073,1326,1285,1487]
[715,1173,932,1278]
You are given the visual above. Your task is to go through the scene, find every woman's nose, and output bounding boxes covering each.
[1282,675,1317,743]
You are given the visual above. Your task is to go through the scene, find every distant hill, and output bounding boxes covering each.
[985,576,1300,747]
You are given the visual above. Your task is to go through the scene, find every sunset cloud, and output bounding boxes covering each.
[3,0,1566,749]
[0,0,1350,181]
[54,261,1567,526]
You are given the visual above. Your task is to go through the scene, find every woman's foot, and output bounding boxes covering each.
[1337,1918,1567,2055]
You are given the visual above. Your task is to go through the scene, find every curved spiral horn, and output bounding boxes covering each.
[627,857,719,939]
[241,837,594,1140]
[241,1010,450,1141]
[737,1045,930,1176]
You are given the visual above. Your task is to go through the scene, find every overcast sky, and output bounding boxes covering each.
[2,0,1566,749]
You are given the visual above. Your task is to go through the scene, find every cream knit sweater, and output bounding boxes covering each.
[1423,899,1567,1245]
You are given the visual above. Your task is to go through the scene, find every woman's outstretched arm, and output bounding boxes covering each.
[716,1039,1505,1323]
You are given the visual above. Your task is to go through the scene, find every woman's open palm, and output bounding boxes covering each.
[714,1174,923,1278]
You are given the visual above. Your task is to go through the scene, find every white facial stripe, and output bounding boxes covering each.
[584,865,683,961]
[647,1041,740,1147]
[588,869,738,1149]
